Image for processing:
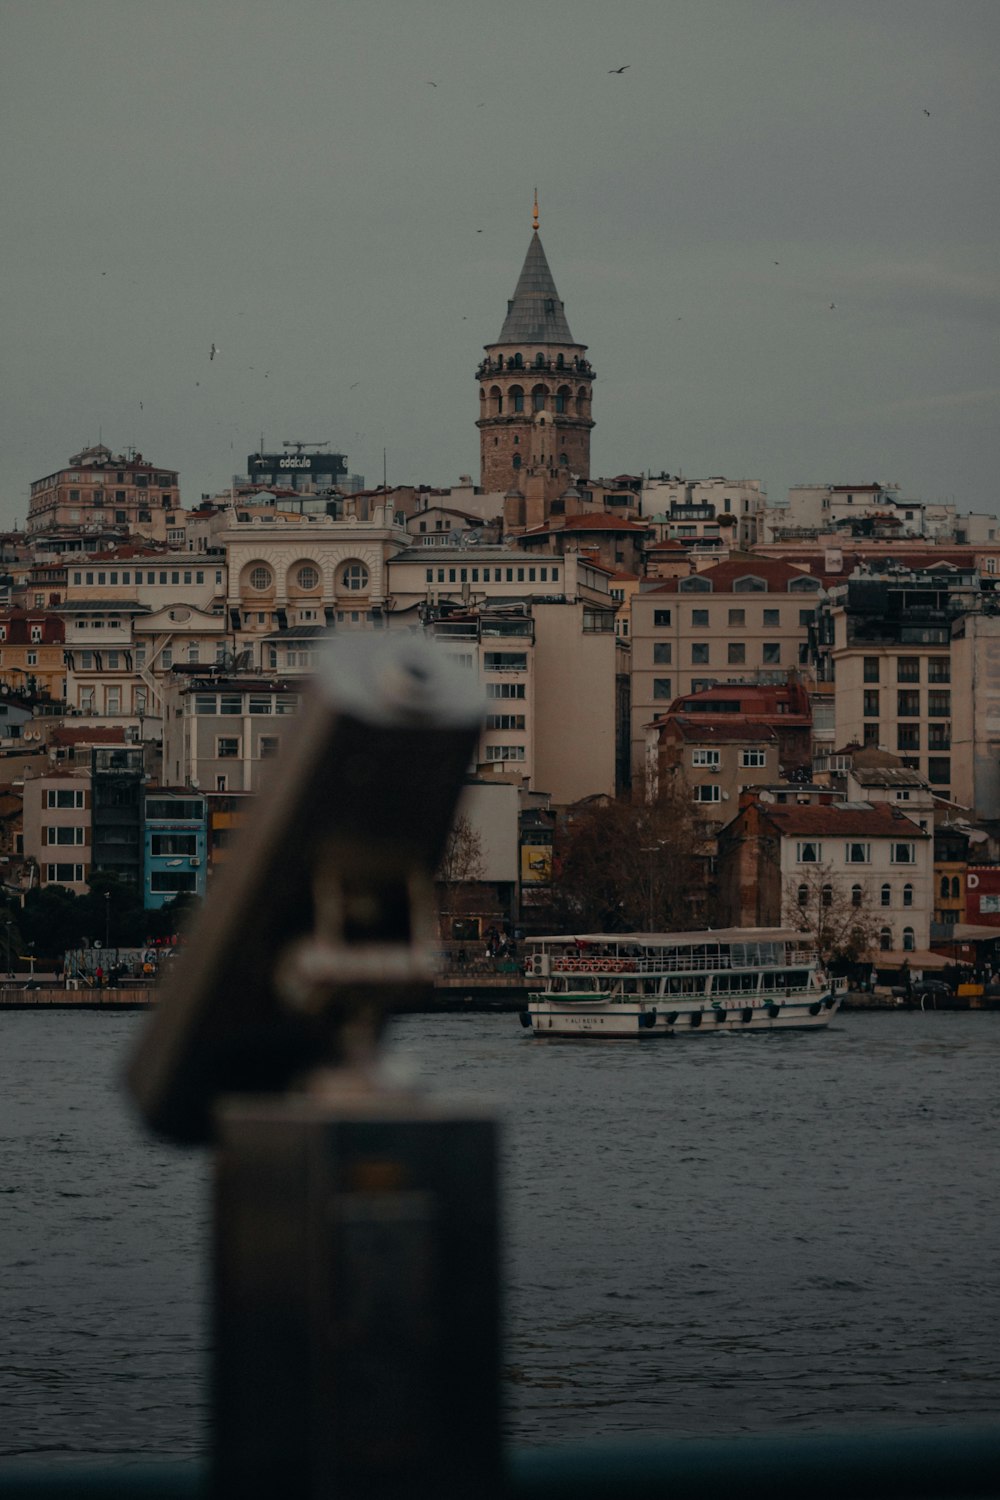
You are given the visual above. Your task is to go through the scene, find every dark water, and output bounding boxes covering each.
[1,1010,998,1464]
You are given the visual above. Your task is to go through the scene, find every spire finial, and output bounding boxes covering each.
[532,187,539,232]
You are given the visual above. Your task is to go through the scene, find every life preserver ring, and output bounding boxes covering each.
[598,959,610,972]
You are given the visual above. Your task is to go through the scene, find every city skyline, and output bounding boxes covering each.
[2,0,998,525]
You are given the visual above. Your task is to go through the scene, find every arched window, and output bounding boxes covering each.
[733,575,767,592]
[880,927,892,951]
[249,565,273,591]
[903,883,913,908]
[510,385,524,413]
[881,883,891,907]
[940,875,949,899]
[513,352,523,369]
[340,561,369,592]
[295,564,319,591]
[512,454,522,470]
[555,384,570,413]
[797,884,808,907]
[490,385,502,415]
[851,883,862,907]
[902,927,915,952]
[531,384,548,412]
[822,883,833,908]
[556,353,565,369]
[535,352,545,368]
[787,575,822,592]
[559,452,568,466]
[576,385,587,415]
[951,876,961,899]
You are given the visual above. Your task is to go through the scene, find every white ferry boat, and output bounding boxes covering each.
[520,928,842,1039]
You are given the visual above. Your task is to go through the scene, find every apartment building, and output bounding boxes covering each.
[22,770,91,894]
[718,797,933,955]
[822,568,981,803]
[649,718,779,821]
[642,476,767,549]
[143,789,208,908]
[27,444,184,546]
[630,558,823,779]
[0,609,65,702]
[160,676,303,794]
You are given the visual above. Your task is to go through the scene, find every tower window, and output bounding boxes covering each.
[512,454,522,470]
[513,353,523,369]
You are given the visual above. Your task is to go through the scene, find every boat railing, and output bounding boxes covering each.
[546,953,812,975]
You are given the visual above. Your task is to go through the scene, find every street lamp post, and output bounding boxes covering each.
[640,841,667,932]
[104,891,111,949]
[27,941,35,982]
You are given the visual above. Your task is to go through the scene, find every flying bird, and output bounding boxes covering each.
[773,260,780,265]
[829,303,837,310]
[427,80,438,87]
[608,64,630,73]
[349,382,360,389]
[923,108,931,116]
[210,343,218,360]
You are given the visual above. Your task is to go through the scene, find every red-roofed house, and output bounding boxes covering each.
[629,557,824,779]
[717,794,932,959]
[514,512,651,573]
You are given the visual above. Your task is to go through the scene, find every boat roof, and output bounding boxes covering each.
[526,928,806,947]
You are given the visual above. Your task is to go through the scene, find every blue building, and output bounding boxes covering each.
[143,790,208,909]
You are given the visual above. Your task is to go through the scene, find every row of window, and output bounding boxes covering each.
[863,656,951,683]
[43,826,86,845]
[797,840,917,864]
[46,864,86,884]
[692,749,767,768]
[45,788,86,809]
[247,562,368,592]
[193,693,301,715]
[72,569,221,586]
[486,682,526,699]
[484,745,525,762]
[797,882,917,909]
[425,565,560,585]
[213,737,279,759]
[863,690,951,717]
[0,626,44,643]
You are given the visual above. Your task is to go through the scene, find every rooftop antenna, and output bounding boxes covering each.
[532,187,539,232]
[383,447,388,494]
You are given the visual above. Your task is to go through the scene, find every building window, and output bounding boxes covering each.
[485,745,525,762]
[259,736,280,758]
[728,643,746,665]
[927,758,951,786]
[897,725,920,752]
[863,657,880,683]
[341,561,370,591]
[728,609,745,627]
[692,749,720,767]
[796,842,821,862]
[797,884,808,907]
[863,690,879,718]
[897,690,920,717]
[692,609,709,627]
[653,643,671,665]
[928,725,950,750]
[863,725,879,747]
[249,566,273,591]
[902,927,915,952]
[891,843,915,864]
[486,682,525,700]
[740,749,766,767]
[296,565,320,590]
[903,883,913,907]
[693,784,721,802]
[762,643,781,664]
[851,883,863,907]
[928,659,950,683]
[763,609,780,627]
[845,842,870,863]
[26,651,37,666]
[46,826,85,846]
[897,657,920,683]
[881,883,891,906]
[484,652,527,672]
[879,927,892,951]
[928,691,950,717]
[217,737,240,758]
[653,609,672,627]
[691,643,709,665]
[652,678,673,699]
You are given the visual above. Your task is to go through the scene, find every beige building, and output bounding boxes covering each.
[951,609,1000,820]
[630,557,823,779]
[22,770,92,894]
[27,445,184,547]
[160,675,303,794]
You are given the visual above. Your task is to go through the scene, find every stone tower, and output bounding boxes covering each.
[476,197,595,527]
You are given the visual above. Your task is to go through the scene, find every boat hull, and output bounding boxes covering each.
[524,994,840,1038]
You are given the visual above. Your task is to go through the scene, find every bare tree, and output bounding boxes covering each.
[550,787,715,933]
[782,863,881,965]
[437,813,485,886]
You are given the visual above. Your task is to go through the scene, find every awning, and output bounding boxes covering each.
[942,923,1000,943]
[869,948,950,970]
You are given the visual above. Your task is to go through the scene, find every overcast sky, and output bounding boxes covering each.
[1,0,997,527]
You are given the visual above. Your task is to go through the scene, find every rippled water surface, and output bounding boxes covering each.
[1,1010,998,1463]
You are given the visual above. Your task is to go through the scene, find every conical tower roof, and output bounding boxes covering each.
[496,232,575,345]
